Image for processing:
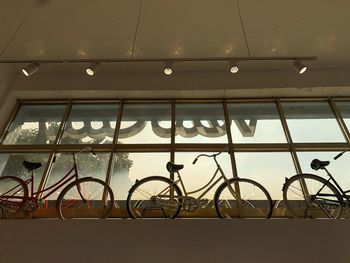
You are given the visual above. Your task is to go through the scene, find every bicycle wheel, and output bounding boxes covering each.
[283,174,342,219]
[214,178,273,219]
[127,176,183,219]
[0,176,28,219]
[56,177,114,219]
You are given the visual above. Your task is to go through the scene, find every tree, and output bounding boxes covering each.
[1,122,133,190]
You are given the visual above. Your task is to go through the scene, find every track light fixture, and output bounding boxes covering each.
[86,62,100,76]
[9,56,316,77]
[293,60,307,74]
[22,63,39,77]
[229,60,239,74]
[163,62,173,75]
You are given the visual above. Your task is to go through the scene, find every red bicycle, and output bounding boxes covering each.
[0,147,114,219]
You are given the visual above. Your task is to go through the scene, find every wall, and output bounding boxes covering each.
[0,219,348,263]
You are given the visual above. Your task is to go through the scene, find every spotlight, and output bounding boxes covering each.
[229,61,239,74]
[22,63,39,76]
[86,62,100,76]
[163,62,173,75]
[293,60,307,74]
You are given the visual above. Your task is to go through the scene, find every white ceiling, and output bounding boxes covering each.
[1,0,350,64]
[0,0,350,95]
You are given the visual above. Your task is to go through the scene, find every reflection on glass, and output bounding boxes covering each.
[3,105,66,145]
[61,104,119,144]
[176,104,228,143]
[235,152,296,200]
[47,152,109,200]
[228,103,286,143]
[282,102,345,143]
[119,104,171,144]
[335,101,350,132]
[0,153,49,191]
[175,152,232,199]
[111,152,170,203]
[297,151,350,192]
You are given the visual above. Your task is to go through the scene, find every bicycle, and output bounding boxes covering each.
[126,152,273,219]
[0,147,114,219]
[282,151,350,219]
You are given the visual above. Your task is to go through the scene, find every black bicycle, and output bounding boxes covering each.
[282,151,350,219]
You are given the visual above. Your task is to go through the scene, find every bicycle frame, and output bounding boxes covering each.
[174,163,227,201]
[21,149,91,204]
[25,165,78,201]
[315,167,350,206]
[170,153,241,204]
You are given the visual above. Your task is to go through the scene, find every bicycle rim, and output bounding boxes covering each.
[57,178,114,219]
[127,176,182,219]
[0,176,28,219]
[283,174,342,219]
[214,178,272,219]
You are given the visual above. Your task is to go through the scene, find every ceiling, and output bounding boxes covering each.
[0,0,350,95]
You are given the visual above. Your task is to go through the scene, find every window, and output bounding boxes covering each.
[119,103,171,144]
[2,98,350,218]
[228,103,286,143]
[61,104,119,144]
[282,102,346,143]
[175,103,228,143]
[3,104,66,145]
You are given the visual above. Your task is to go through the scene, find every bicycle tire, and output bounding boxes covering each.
[282,174,342,219]
[0,176,28,219]
[56,177,114,219]
[127,176,183,219]
[214,178,273,219]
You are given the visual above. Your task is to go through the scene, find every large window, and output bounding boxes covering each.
[1,98,350,217]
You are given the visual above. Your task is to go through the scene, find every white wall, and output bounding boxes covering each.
[0,219,348,263]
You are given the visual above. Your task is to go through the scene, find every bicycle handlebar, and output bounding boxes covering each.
[334,151,346,160]
[192,152,222,165]
[53,147,96,162]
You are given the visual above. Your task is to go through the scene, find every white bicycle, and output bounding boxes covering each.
[126,152,272,219]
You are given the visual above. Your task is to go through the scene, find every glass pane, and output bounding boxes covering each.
[228,103,286,143]
[174,152,232,200]
[61,104,118,144]
[235,152,296,201]
[282,102,345,143]
[119,104,171,144]
[0,153,49,191]
[335,101,350,132]
[3,105,66,145]
[297,151,350,191]
[176,104,228,143]
[111,152,170,205]
[46,152,110,200]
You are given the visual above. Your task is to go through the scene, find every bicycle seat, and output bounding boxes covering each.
[23,161,42,171]
[166,162,184,173]
[310,159,330,171]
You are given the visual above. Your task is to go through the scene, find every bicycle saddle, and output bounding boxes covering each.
[23,161,42,171]
[310,159,330,171]
[166,162,184,173]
